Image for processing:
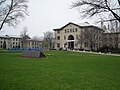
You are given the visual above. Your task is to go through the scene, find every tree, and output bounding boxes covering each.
[0,0,29,30]
[75,29,85,49]
[76,27,103,51]
[72,0,120,23]
[3,40,6,49]
[20,27,30,48]
[43,31,54,49]
[32,36,42,41]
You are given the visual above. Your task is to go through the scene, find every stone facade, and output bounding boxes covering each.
[53,22,104,51]
[0,35,43,49]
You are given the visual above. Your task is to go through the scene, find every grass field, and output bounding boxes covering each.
[0,50,120,90]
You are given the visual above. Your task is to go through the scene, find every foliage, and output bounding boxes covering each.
[20,27,30,48]
[43,31,54,49]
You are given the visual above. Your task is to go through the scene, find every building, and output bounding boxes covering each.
[102,32,120,48]
[53,22,104,51]
[0,35,43,49]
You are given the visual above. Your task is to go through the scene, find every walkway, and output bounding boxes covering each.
[70,50,120,57]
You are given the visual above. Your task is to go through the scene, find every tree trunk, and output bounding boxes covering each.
[0,0,13,30]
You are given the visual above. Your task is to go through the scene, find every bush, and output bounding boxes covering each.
[98,46,120,53]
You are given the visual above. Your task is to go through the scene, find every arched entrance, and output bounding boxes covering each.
[68,35,74,50]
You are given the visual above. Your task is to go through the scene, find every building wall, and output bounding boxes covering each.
[102,33,120,48]
[54,23,82,49]
[54,23,103,51]
[0,36,43,49]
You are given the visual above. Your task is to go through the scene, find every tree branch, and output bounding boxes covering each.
[0,0,13,30]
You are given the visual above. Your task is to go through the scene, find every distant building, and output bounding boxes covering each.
[53,22,104,51]
[0,35,43,49]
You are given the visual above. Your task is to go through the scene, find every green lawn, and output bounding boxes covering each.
[0,50,120,90]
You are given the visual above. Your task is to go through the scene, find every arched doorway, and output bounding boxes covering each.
[68,35,74,50]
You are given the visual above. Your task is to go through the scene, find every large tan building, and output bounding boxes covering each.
[53,22,104,51]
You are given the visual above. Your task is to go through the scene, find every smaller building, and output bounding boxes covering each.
[0,35,43,49]
[0,35,22,49]
[102,32,120,48]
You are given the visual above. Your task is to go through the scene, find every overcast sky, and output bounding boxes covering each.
[0,0,96,37]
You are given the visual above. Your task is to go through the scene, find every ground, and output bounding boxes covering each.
[0,50,120,90]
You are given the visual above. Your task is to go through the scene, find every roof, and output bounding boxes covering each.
[0,35,22,39]
[27,39,43,42]
[53,22,103,31]
[53,22,83,31]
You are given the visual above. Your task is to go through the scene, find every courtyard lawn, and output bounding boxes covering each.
[0,50,120,90]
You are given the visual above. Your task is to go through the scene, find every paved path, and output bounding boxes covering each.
[70,50,120,57]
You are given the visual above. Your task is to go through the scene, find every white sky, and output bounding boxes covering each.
[0,0,96,37]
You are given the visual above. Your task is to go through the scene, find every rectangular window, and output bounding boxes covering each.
[57,36,60,40]
[0,45,2,48]
[76,35,78,39]
[85,42,88,47]
[57,31,60,34]
[57,43,60,48]
[64,35,66,40]
[65,29,66,33]
[76,28,78,32]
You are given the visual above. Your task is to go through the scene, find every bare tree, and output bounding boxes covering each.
[72,0,120,23]
[32,36,42,41]
[43,31,54,49]
[77,27,103,51]
[76,29,85,49]
[0,0,29,30]
[20,27,30,48]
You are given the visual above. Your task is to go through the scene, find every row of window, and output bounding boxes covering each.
[0,38,20,41]
[57,28,78,34]
[57,35,79,40]
[57,35,102,41]
[84,42,101,48]
[12,38,21,41]
[57,42,101,48]
[65,28,78,33]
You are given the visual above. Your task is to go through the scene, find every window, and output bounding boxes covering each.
[57,36,60,40]
[0,45,2,48]
[1,41,2,43]
[65,29,66,33]
[76,35,79,39]
[76,28,78,32]
[70,29,72,32]
[57,43,60,48]
[57,31,60,34]
[85,42,88,47]
[64,35,66,40]
[73,29,74,32]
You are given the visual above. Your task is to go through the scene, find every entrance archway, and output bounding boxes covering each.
[68,35,74,50]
